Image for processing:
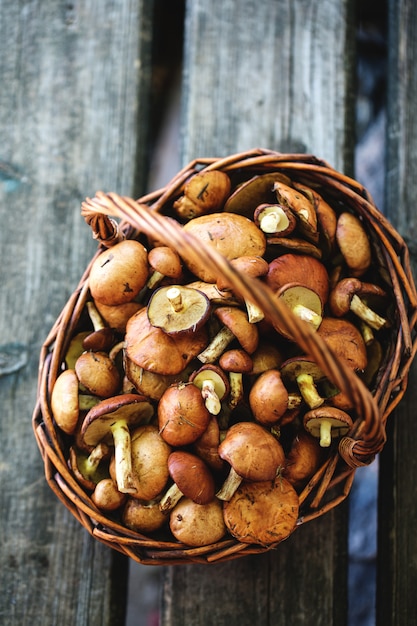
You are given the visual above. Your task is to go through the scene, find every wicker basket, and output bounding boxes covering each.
[32,148,417,565]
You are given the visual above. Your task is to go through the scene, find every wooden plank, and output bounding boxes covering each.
[162,1,355,624]
[377,0,417,623]
[0,1,153,624]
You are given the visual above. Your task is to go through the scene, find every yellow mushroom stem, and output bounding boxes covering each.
[350,294,387,330]
[79,394,101,411]
[198,327,235,363]
[166,287,184,313]
[317,419,333,447]
[146,269,165,290]
[84,442,110,477]
[228,372,244,408]
[216,466,243,501]
[245,299,264,324]
[110,420,137,494]
[159,482,184,513]
[86,300,106,331]
[200,379,222,415]
[296,373,324,409]
[292,304,322,330]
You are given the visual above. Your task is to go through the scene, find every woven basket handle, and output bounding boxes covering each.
[81,191,385,467]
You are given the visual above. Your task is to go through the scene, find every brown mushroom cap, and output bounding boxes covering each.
[223,476,299,545]
[198,306,259,364]
[123,498,167,533]
[293,182,337,257]
[130,425,172,501]
[182,213,266,283]
[224,172,292,218]
[317,317,367,372]
[125,307,208,375]
[158,382,211,446]
[249,368,289,426]
[193,416,224,472]
[165,450,215,507]
[169,497,226,547]
[173,170,231,220]
[75,351,121,398]
[336,212,372,276]
[146,246,183,289]
[51,369,81,435]
[266,254,329,306]
[95,300,144,334]
[303,406,353,447]
[147,285,211,335]
[273,181,318,242]
[89,239,149,306]
[91,478,127,511]
[81,394,154,494]
[283,430,323,490]
[329,277,388,331]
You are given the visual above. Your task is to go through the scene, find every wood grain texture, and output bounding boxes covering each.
[0,1,153,624]
[378,0,417,623]
[181,0,355,172]
[162,1,354,623]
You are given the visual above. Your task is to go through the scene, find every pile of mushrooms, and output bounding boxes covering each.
[50,167,393,549]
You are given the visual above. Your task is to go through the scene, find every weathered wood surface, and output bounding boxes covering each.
[162,1,355,624]
[377,0,417,623]
[0,2,152,624]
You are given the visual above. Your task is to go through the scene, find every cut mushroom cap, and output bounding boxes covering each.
[303,406,353,447]
[198,307,259,364]
[281,356,326,409]
[125,307,208,375]
[158,381,211,446]
[189,364,230,415]
[146,246,183,290]
[223,476,299,545]
[182,212,266,283]
[89,239,149,306]
[81,394,154,494]
[329,277,388,331]
[248,368,289,426]
[219,348,253,409]
[216,422,285,501]
[173,170,231,220]
[253,203,297,237]
[159,450,215,512]
[147,285,211,335]
[336,212,372,276]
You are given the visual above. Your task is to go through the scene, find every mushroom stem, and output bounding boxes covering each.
[292,304,322,330]
[228,372,244,408]
[200,379,222,415]
[79,394,101,411]
[84,442,110,477]
[259,208,287,233]
[166,287,184,312]
[198,327,235,363]
[216,466,243,501]
[159,483,184,513]
[318,419,332,447]
[110,420,137,494]
[296,373,324,409]
[86,300,106,331]
[350,294,387,330]
[146,269,165,290]
[245,300,264,324]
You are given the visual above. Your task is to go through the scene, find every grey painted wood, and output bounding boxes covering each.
[0,1,153,624]
[378,0,417,623]
[161,1,355,623]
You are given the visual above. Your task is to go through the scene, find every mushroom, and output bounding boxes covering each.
[80,394,154,494]
[283,430,323,490]
[182,212,266,283]
[147,285,211,335]
[189,364,230,415]
[197,306,259,364]
[217,255,268,323]
[336,212,372,276]
[216,422,285,501]
[124,357,187,401]
[89,239,149,306]
[91,477,127,511]
[224,172,292,218]
[125,307,208,375]
[329,277,388,330]
[159,451,215,513]
[280,356,327,409]
[253,203,297,237]
[173,170,231,220]
[303,406,353,448]
[223,475,299,545]
[219,348,253,409]
[293,182,337,257]
[94,300,143,335]
[82,301,116,353]
[193,416,224,472]
[248,368,290,426]
[69,443,111,491]
[123,498,167,533]
[65,331,91,369]
[169,497,226,547]
[273,181,318,243]
[75,350,121,398]
[249,342,283,375]
[51,369,99,434]
[317,317,367,372]
[158,381,211,446]
[146,246,183,290]
[130,425,172,501]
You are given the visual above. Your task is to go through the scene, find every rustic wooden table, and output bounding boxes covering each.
[1,1,416,624]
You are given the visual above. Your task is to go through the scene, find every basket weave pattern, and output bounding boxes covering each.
[33,149,417,564]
